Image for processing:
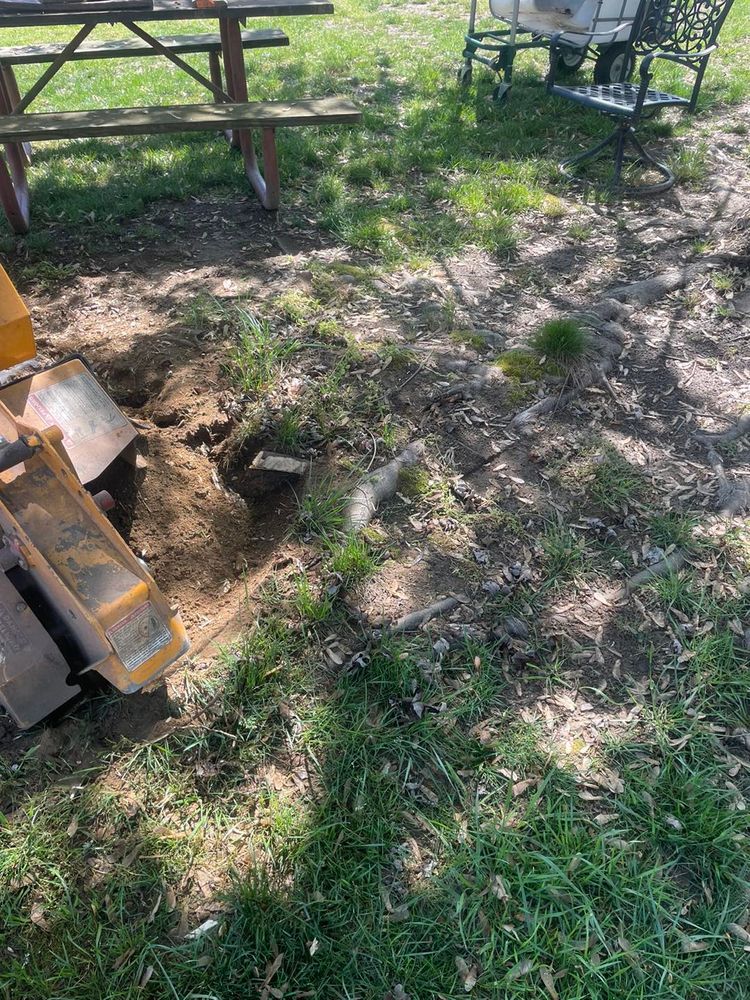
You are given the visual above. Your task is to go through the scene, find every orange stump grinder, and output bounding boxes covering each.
[0,266,188,728]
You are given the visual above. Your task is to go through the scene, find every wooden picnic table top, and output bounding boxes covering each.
[0,0,333,29]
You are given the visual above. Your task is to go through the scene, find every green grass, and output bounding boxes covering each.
[3,0,749,254]
[228,306,300,394]
[2,607,748,1000]
[531,317,588,363]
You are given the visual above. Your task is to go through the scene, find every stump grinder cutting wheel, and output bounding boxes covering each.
[0,265,188,728]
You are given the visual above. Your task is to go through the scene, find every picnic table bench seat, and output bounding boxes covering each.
[0,97,361,141]
[0,28,289,64]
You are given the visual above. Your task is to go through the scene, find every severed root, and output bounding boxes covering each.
[390,596,460,633]
[624,550,686,594]
[343,440,425,532]
[608,265,700,307]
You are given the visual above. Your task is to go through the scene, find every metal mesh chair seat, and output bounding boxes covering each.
[550,81,690,114]
[545,0,736,194]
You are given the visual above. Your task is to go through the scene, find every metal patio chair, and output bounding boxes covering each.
[546,0,736,194]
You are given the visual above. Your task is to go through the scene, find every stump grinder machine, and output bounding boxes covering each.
[0,265,188,729]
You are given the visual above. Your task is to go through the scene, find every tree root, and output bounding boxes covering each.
[695,414,750,516]
[694,413,750,446]
[608,265,701,307]
[623,550,686,594]
[343,440,425,532]
[390,596,460,633]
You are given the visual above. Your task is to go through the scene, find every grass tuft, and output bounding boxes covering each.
[531,317,588,362]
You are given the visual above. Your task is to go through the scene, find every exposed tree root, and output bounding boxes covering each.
[343,440,425,532]
[694,413,750,446]
[695,414,750,516]
[390,596,460,633]
[624,550,686,594]
[608,265,701,307]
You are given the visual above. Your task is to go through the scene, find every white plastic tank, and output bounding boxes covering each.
[488,0,638,43]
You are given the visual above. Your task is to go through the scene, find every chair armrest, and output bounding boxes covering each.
[640,45,718,76]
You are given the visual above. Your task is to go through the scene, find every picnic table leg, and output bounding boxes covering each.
[0,144,29,234]
[0,68,30,165]
[220,16,281,210]
[218,19,240,149]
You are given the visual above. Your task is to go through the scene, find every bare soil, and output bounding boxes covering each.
[1,104,749,775]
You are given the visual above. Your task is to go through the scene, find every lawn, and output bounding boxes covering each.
[1,0,749,254]
[1,1,750,999]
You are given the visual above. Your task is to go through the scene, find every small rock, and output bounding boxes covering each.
[504,615,529,640]
[644,546,666,566]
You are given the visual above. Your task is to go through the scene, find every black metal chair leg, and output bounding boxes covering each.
[559,126,619,177]
[612,125,627,189]
[622,128,675,194]
[560,121,675,196]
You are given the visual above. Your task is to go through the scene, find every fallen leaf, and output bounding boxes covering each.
[386,904,410,923]
[455,956,478,992]
[512,778,536,798]
[384,986,410,1000]
[539,967,559,1000]
[490,874,510,901]
[508,958,533,980]
[138,966,154,989]
[112,947,135,970]
[680,936,708,953]
[594,813,618,826]
[665,815,684,831]
[308,938,320,956]
[30,901,49,931]
[66,816,79,838]
[727,923,750,944]
[147,893,162,924]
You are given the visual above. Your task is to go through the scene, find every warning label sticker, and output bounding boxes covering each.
[106,602,172,673]
[28,371,129,446]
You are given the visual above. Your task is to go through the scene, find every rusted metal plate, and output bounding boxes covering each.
[0,568,80,728]
[0,358,137,484]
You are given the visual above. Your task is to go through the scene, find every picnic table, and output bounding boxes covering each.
[0,0,361,232]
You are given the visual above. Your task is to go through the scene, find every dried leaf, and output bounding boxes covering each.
[308,938,320,956]
[147,893,162,924]
[512,778,536,798]
[386,904,410,923]
[594,813,618,826]
[490,874,510,901]
[455,956,478,992]
[727,923,750,944]
[539,967,559,1000]
[66,816,79,838]
[112,947,135,971]
[508,958,533,980]
[665,814,684,831]
[30,901,49,931]
[680,936,708,953]
[138,966,154,989]
[165,886,177,912]
[384,986,410,1000]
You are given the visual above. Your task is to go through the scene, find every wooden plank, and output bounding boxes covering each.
[0,0,334,27]
[0,28,288,63]
[0,98,361,141]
